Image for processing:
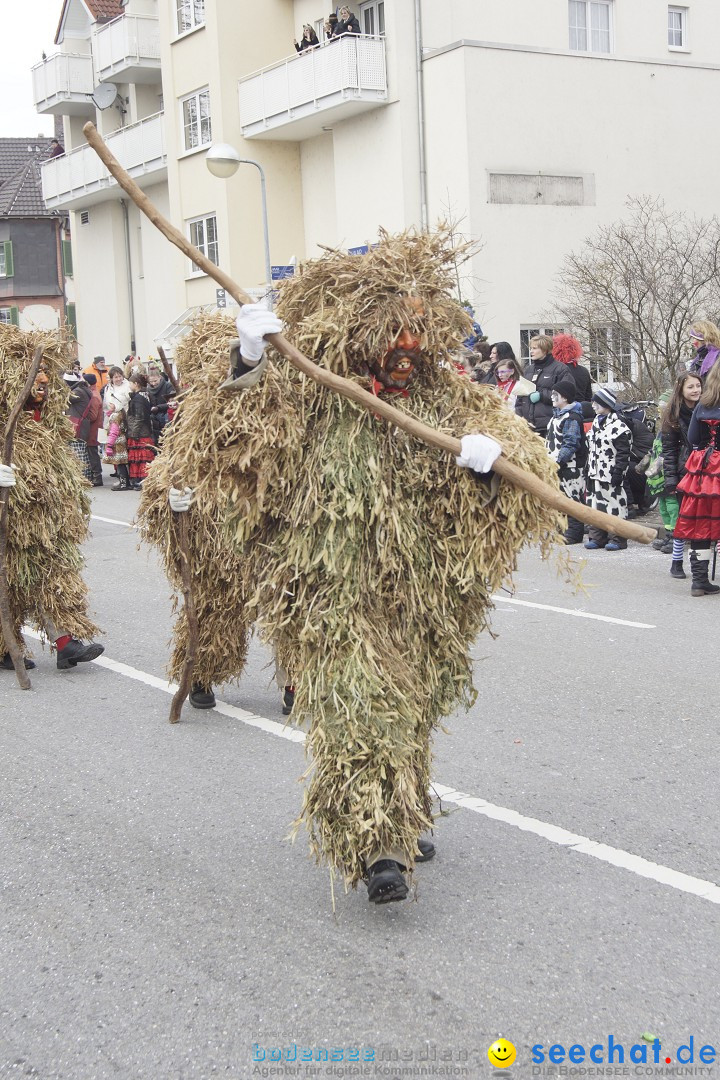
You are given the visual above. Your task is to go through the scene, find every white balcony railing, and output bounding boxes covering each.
[32,53,94,116]
[93,13,161,84]
[239,34,388,140]
[41,112,167,210]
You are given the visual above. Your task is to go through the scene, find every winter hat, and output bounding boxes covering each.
[83,373,97,386]
[552,377,578,403]
[93,355,107,367]
[592,387,617,410]
[62,372,82,385]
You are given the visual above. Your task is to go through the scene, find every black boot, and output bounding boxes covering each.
[1,652,35,670]
[670,560,686,579]
[416,836,436,862]
[111,479,130,491]
[282,685,295,715]
[189,684,216,709]
[690,557,720,597]
[56,638,104,669]
[366,859,409,904]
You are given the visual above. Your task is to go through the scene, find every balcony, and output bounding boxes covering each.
[239,34,388,141]
[41,112,167,211]
[32,53,94,117]
[93,14,161,85]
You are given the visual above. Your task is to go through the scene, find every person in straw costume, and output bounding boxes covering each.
[0,326,104,671]
[139,227,566,903]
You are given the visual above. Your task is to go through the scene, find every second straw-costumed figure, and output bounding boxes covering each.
[140,228,565,903]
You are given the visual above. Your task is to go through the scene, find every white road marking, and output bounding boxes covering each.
[432,783,720,905]
[22,627,718,907]
[492,594,655,629]
[91,514,138,529]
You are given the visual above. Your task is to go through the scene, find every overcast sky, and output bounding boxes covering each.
[2,0,68,138]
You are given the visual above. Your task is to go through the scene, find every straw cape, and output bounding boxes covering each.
[0,326,99,657]
[139,227,566,887]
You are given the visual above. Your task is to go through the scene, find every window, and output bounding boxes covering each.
[0,307,19,326]
[187,214,218,274]
[0,240,14,278]
[360,0,385,35]
[668,6,687,48]
[181,88,212,152]
[176,0,204,35]
[569,0,612,53]
[66,302,77,340]
[587,326,632,382]
[519,326,565,362]
[62,239,73,278]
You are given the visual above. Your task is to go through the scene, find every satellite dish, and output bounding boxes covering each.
[92,82,118,110]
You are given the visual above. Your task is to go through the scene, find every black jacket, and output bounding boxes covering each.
[147,379,173,440]
[686,403,720,449]
[295,31,319,51]
[567,363,593,402]
[67,381,94,442]
[126,391,153,440]
[514,353,568,435]
[333,13,361,35]
[661,402,694,494]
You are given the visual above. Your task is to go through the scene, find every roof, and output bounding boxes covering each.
[0,139,56,217]
[55,0,125,44]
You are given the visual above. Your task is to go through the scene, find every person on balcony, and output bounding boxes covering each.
[324,13,338,38]
[294,24,320,52]
[332,6,361,35]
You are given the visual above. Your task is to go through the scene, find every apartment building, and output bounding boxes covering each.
[32,1,720,371]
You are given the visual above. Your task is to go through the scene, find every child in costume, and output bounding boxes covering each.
[584,387,633,551]
[545,376,587,545]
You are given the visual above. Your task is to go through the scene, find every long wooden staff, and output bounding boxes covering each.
[83,123,655,545]
[156,345,180,394]
[168,509,199,723]
[0,346,45,689]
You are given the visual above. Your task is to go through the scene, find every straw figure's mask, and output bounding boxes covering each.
[367,296,426,395]
[25,368,49,412]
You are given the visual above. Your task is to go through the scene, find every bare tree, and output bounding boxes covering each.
[553,197,720,397]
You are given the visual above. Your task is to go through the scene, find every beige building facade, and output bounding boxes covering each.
[33,0,720,369]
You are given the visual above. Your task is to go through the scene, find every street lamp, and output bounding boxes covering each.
[206,143,272,302]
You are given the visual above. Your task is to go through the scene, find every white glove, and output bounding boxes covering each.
[0,464,17,488]
[168,486,195,512]
[235,301,283,364]
[456,433,502,474]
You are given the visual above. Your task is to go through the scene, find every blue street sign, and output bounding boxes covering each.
[271,265,296,280]
[348,245,369,256]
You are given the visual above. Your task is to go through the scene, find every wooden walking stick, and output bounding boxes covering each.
[168,507,199,723]
[156,345,180,394]
[0,346,45,689]
[82,122,656,546]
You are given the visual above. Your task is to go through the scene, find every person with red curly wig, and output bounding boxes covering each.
[552,334,593,405]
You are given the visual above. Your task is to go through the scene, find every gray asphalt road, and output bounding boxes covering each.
[1,482,718,1080]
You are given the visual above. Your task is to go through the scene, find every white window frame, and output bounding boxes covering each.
[0,248,5,277]
[180,88,212,154]
[0,308,13,324]
[176,0,205,37]
[360,0,385,36]
[668,6,688,50]
[569,0,613,55]
[587,326,633,384]
[186,213,218,276]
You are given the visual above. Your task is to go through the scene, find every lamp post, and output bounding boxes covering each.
[206,142,272,305]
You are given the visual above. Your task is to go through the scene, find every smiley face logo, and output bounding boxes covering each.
[488,1039,516,1068]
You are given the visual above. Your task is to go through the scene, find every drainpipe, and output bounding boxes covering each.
[120,198,137,354]
[414,0,429,231]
